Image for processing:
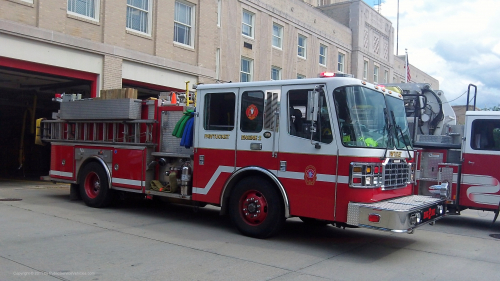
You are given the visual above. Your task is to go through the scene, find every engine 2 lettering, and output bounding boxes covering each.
[241,135,261,141]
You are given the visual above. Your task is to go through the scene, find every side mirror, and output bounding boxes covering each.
[306,90,319,122]
[307,89,322,149]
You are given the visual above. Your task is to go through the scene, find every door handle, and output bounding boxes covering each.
[468,161,474,165]
[250,143,262,150]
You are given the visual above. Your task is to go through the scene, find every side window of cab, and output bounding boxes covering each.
[204,92,236,131]
[471,119,500,150]
[240,91,264,132]
[287,89,332,143]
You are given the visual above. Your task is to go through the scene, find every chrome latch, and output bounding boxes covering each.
[250,143,262,150]
[280,161,287,172]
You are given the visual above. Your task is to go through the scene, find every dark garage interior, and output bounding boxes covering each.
[0,66,92,179]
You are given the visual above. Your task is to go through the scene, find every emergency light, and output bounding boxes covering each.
[318,72,354,78]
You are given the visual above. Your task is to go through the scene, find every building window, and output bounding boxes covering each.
[174,1,194,46]
[338,52,345,73]
[384,70,388,83]
[272,23,283,49]
[298,35,307,58]
[216,48,220,80]
[374,65,379,83]
[271,66,282,80]
[363,60,368,79]
[126,0,151,34]
[297,74,306,79]
[242,10,255,38]
[319,44,327,66]
[241,57,253,82]
[217,0,221,27]
[67,0,99,20]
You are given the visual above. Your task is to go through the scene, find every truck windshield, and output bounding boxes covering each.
[386,95,413,150]
[333,85,390,148]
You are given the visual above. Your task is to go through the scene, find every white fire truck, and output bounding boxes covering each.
[381,83,500,224]
[39,76,445,238]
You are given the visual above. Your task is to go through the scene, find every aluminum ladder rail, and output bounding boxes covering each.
[40,119,157,146]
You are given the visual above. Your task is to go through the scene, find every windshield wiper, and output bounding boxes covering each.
[390,111,402,148]
[391,110,412,160]
[380,108,394,160]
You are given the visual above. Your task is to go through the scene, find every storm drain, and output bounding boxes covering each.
[0,198,22,201]
[489,234,500,239]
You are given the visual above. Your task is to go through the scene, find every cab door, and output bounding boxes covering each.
[235,87,281,173]
[193,89,238,203]
[460,113,500,211]
[277,83,338,221]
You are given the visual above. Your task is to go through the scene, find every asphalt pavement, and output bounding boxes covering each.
[1,178,499,281]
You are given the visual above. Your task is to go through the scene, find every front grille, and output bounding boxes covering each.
[382,160,410,189]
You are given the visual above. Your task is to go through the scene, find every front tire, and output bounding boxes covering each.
[229,177,285,238]
[79,162,113,208]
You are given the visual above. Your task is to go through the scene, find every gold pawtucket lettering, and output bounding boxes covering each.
[204,134,230,139]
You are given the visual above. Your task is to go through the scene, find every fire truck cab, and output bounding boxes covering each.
[379,82,500,224]
[41,77,445,238]
[419,111,500,220]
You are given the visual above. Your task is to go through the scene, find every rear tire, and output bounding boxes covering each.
[79,162,113,208]
[229,177,285,238]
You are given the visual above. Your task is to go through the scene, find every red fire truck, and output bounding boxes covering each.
[39,76,445,238]
[381,83,500,224]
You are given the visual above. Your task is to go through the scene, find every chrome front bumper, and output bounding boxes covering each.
[347,195,446,233]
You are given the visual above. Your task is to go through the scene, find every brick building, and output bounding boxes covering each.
[0,0,438,176]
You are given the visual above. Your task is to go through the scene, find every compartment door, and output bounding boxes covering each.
[193,89,238,203]
[111,147,145,191]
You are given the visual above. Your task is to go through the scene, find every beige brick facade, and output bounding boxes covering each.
[0,0,438,94]
[102,55,122,90]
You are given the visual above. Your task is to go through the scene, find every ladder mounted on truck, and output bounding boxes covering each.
[37,97,157,146]
[39,119,156,146]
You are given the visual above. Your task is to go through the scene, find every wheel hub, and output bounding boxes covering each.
[247,201,257,213]
[84,172,101,199]
[240,191,268,225]
[93,180,100,192]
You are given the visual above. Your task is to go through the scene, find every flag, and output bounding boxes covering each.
[405,52,411,83]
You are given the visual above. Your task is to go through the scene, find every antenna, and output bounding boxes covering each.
[375,0,381,13]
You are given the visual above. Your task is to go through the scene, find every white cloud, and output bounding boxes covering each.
[373,0,500,109]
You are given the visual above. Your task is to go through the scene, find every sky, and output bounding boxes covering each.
[364,0,500,109]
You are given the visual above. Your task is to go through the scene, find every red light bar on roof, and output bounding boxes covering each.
[319,72,354,78]
[319,72,336,77]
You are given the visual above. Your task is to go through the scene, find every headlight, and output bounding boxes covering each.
[350,163,382,188]
[365,177,372,185]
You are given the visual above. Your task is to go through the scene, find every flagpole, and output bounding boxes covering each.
[405,48,408,83]
[396,0,399,56]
